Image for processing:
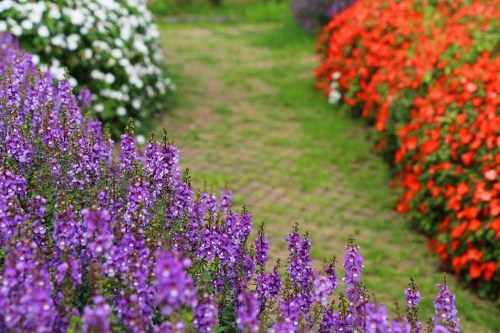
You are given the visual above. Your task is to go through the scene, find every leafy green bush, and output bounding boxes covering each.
[0,0,172,135]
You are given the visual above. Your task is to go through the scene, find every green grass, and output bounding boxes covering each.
[157,9,500,333]
[150,0,290,23]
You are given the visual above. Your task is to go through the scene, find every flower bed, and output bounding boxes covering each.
[0,0,172,135]
[315,0,499,296]
[0,33,463,332]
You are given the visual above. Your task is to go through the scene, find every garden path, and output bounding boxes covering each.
[157,22,494,330]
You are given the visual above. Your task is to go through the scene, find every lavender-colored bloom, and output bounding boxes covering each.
[433,283,460,333]
[237,292,260,333]
[79,87,92,107]
[268,265,282,299]
[312,275,333,306]
[154,320,186,333]
[269,320,296,333]
[278,297,301,328]
[193,294,219,333]
[285,230,315,291]
[120,133,137,174]
[324,260,338,294]
[319,308,352,333]
[256,273,270,307]
[154,251,197,315]
[219,189,232,213]
[342,243,364,286]
[405,278,421,308]
[433,325,451,333]
[255,224,269,266]
[392,319,412,333]
[365,302,390,333]
[82,295,112,333]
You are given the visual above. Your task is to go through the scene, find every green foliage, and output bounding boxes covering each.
[149,0,290,23]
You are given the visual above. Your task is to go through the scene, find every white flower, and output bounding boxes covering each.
[83,49,93,59]
[95,104,104,113]
[11,24,22,36]
[111,49,122,59]
[0,0,15,12]
[132,99,141,110]
[37,25,50,38]
[21,20,33,31]
[105,73,115,84]
[136,135,146,145]
[32,54,40,65]
[328,90,341,104]
[0,21,7,32]
[71,9,85,26]
[116,107,127,116]
[52,34,65,47]
[332,71,341,80]
[48,4,61,19]
[67,34,80,51]
[69,78,77,87]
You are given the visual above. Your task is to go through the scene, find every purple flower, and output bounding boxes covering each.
[342,242,364,286]
[433,283,460,333]
[312,275,333,306]
[433,325,451,333]
[154,320,186,333]
[193,294,219,333]
[319,308,352,332]
[237,292,260,333]
[325,259,338,293]
[285,229,315,291]
[392,319,412,333]
[120,132,137,174]
[79,87,92,107]
[365,302,390,333]
[154,251,197,316]
[268,265,282,298]
[82,295,112,333]
[219,189,232,213]
[255,223,269,267]
[269,320,296,333]
[256,273,270,307]
[278,297,300,328]
[405,278,421,308]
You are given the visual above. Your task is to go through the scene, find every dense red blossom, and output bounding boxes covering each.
[316,0,499,295]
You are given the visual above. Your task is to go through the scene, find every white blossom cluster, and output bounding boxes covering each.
[0,0,173,133]
[328,71,341,104]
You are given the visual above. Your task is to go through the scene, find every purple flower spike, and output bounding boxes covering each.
[193,294,219,333]
[255,223,269,267]
[154,251,197,316]
[312,275,333,306]
[405,278,421,308]
[82,295,112,333]
[237,292,260,333]
[433,282,460,333]
[342,240,364,286]
[79,87,92,107]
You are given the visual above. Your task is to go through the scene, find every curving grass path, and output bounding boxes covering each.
[157,19,498,332]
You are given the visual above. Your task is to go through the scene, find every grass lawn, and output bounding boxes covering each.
[155,3,499,331]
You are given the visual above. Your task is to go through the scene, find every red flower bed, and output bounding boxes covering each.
[316,0,499,296]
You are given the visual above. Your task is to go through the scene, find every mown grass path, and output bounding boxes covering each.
[158,21,498,331]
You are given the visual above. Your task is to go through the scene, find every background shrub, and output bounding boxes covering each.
[315,0,499,297]
[291,0,354,33]
[0,0,172,135]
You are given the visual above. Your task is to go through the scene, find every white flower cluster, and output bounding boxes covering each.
[0,0,173,133]
[328,71,342,104]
